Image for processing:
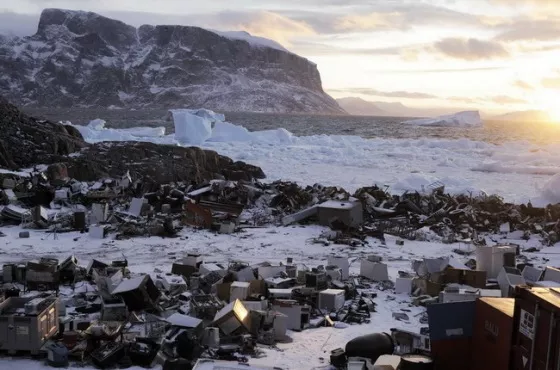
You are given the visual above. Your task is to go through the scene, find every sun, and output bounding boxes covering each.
[535,91,560,123]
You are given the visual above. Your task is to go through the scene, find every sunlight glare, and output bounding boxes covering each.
[535,91,560,123]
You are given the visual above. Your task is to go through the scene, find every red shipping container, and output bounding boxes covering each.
[430,337,472,370]
[512,287,560,370]
[471,297,515,370]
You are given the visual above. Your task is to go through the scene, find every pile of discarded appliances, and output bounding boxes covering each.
[2,166,560,246]
[0,250,388,369]
[329,244,560,370]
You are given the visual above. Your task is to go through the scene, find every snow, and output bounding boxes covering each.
[392,174,482,195]
[118,91,134,102]
[112,276,146,294]
[166,313,202,328]
[87,118,106,130]
[0,168,31,177]
[119,126,166,137]
[211,30,288,52]
[402,111,482,127]
[170,109,213,145]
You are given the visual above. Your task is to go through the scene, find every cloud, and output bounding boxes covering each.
[0,11,39,36]
[335,12,399,31]
[489,0,558,4]
[448,95,526,105]
[449,96,477,103]
[213,11,315,47]
[434,38,509,60]
[377,67,504,74]
[296,3,482,33]
[291,40,415,57]
[327,88,437,99]
[514,80,534,90]
[490,95,527,104]
[542,72,560,88]
[496,19,560,42]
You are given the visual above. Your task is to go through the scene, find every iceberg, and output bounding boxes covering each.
[209,121,294,144]
[170,109,214,145]
[185,108,226,123]
[209,121,253,142]
[402,111,482,127]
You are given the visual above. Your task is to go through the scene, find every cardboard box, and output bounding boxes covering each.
[215,283,232,302]
[444,267,486,289]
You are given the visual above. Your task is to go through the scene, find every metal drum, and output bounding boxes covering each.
[398,354,434,370]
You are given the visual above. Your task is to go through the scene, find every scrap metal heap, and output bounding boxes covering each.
[0,252,379,369]
[5,167,560,369]
[2,166,559,245]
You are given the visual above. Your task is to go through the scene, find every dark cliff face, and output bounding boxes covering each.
[0,9,345,114]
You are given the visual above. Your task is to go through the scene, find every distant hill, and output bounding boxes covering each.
[336,97,387,116]
[336,97,457,118]
[491,110,552,122]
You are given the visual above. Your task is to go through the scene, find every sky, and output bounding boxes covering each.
[0,0,559,117]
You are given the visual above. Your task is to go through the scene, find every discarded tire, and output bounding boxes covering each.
[344,332,394,363]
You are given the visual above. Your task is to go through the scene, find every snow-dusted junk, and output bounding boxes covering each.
[4,231,560,369]
[0,296,60,354]
[112,275,161,311]
[360,256,389,282]
[497,267,526,297]
[317,200,364,228]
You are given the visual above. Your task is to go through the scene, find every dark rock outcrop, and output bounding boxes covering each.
[0,8,345,114]
[67,142,265,184]
[0,96,86,169]
[0,97,265,183]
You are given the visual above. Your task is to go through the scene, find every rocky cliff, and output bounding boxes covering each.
[0,9,344,114]
[0,97,265,183]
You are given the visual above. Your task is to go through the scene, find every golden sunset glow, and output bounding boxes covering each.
[536,91,560,123]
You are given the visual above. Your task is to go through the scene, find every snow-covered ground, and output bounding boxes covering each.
[0,224,554,370]
[71,112,560,206]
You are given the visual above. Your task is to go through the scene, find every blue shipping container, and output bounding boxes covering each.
[427,301,476,341]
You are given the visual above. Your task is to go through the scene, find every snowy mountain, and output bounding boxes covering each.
[491,110,552,123]
[0,9,344,114]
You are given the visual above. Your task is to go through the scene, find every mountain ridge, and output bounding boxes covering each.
[0,8,345,114]
[336,97,448,117]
